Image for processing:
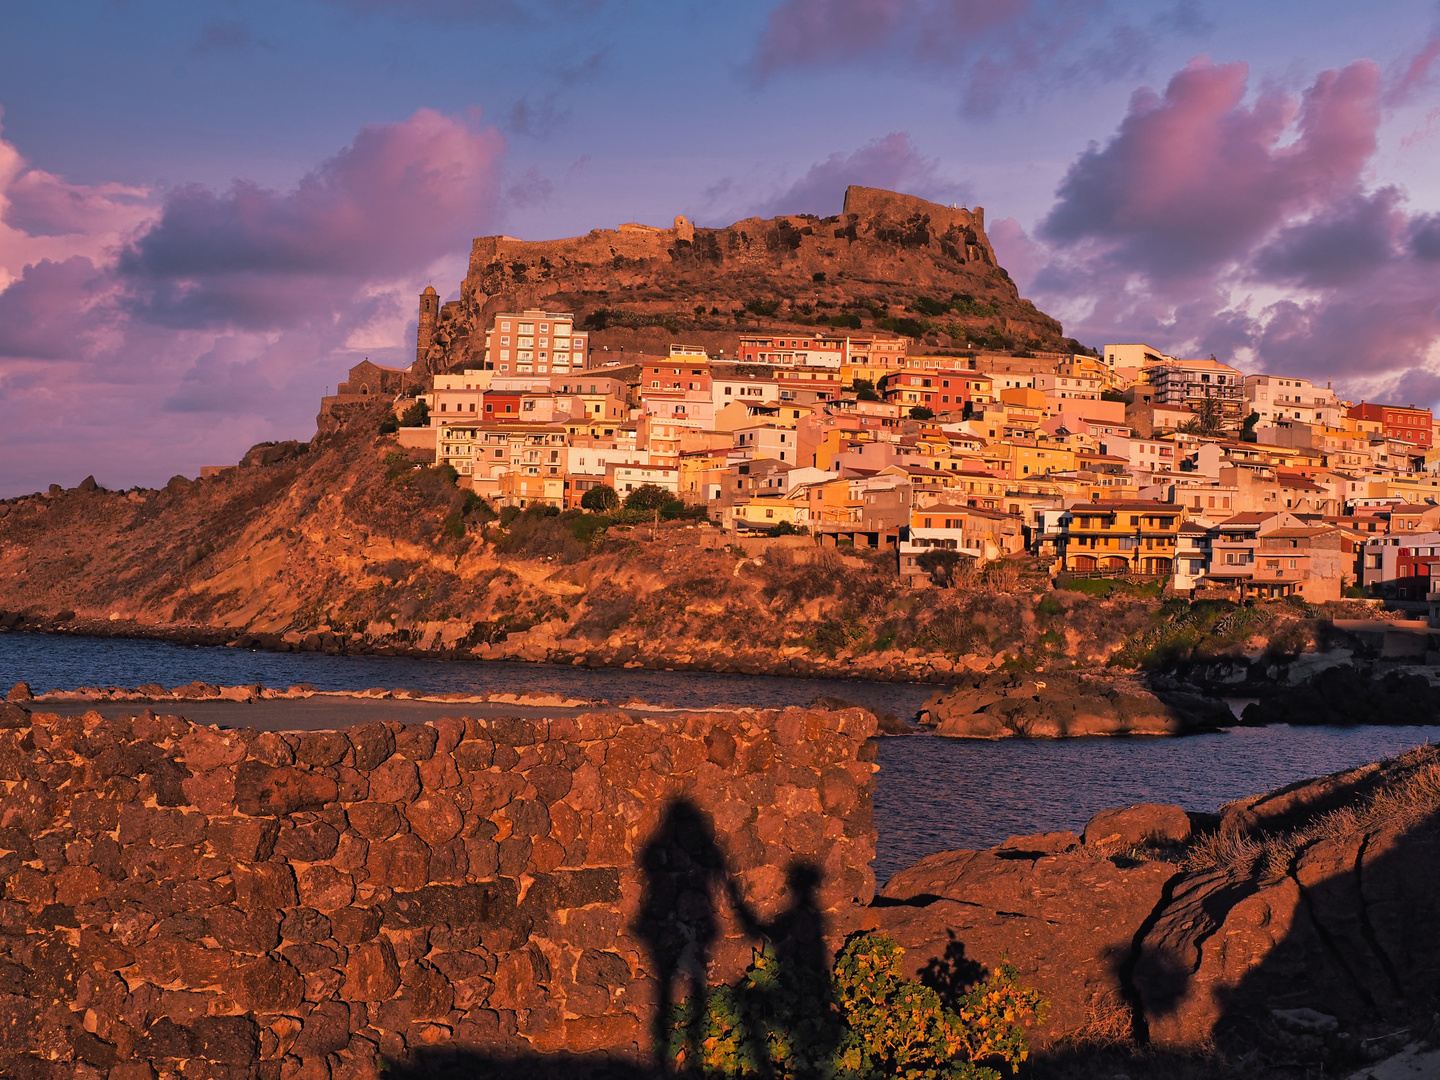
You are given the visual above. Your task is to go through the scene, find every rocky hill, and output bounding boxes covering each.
[0,402,1177,683]
[418,186,1077,371]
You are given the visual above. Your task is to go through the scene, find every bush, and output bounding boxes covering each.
[909,406,935,420]
[667,931,1043,1079]
[581,484,620,512]
[828,313,862,329]
[399,400,429,427]
[746,297,781,317]
[378,415,399,435]
[917,548,962,587]
[765,521,807,537]
[624,483,672,511]
[857,388,881,401]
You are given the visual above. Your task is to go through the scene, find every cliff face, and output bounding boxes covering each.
[417,186,1068,373]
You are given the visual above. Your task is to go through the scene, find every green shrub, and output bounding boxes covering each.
[909,406,935,420]
[1035,595,1064,617]
[746,297,781,317]
[378,415,399,435]
[624,483,672,511]
[667,932,1043,1079]
[766,521,807,537]
[581,484,620,512]
[399,400,429,427]
[829,313,862,329]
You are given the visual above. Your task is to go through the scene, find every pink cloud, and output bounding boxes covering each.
[0,108,505,496]
[1385,33,1440,105]
[119,108,503,328]
[1026,57,1440,399]
[1041,58,1380,281]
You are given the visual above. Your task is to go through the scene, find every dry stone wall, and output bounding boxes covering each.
[0,702,877,1078]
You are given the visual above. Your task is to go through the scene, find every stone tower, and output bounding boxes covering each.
[416,286,439,368]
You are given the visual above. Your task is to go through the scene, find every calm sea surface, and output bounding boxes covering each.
[3,632,1435,884]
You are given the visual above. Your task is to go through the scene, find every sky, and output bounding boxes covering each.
[2,0,1440,496]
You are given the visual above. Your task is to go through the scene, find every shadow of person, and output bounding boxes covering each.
[917,928,986,1010]
[726,861,842,1080]
[633,799,729,1074]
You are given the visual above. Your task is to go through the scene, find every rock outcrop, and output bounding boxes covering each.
[416,185,1070,372]
[873,746,1440,1072]
[919,671,1232,737]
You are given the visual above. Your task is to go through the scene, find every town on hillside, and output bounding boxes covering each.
[318,297,1440,610]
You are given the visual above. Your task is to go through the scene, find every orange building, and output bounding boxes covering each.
[1346,402,1432,449]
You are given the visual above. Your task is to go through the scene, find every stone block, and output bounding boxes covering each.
[223,957,304,1014]
[341,941,400,1002]
[366,759,419,805]
[346,724,394,772]
[393,726,437,762]
[273,822,341,862]
[295,733,350,769]
[234,763,338,817]
[366,834,430,892]
[296,865,355,912]
[381,881,520,931]
[406,794,462,845]
[208,907,282,954]
[234,863,299,911]
[329,908,381,946]
[345,803,400,841]
[209,818,280,862]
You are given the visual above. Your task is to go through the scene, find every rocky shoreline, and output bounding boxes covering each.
[876,746,1440,1077]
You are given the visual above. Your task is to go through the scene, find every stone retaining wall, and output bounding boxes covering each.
[0,702,877,1078]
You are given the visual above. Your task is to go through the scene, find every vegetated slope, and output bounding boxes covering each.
[419,185,1081,372]
[0,406,1353,681]
[0,403,1171,678]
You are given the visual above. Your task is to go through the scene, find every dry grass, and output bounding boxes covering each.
[1183,745,1440,876]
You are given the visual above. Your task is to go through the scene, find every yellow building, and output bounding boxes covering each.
[1059,500,1184,575]
[1004,441,1077,480]
[728,496,808,533]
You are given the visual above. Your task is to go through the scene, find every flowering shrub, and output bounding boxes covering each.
[665,932,1045,1079]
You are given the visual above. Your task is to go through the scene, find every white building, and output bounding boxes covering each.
[1244,374,1343,427]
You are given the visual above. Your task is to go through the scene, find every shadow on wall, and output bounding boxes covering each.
[385,796,836,1080]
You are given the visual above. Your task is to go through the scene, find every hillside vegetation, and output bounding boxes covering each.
[0,404,1354,686]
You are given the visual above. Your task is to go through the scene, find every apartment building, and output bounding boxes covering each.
[1058,500,1182,575]
[1347,402,1434,450]
[1244,374,1343,426]
[1148,358,1245,415]
[482,309,589,376]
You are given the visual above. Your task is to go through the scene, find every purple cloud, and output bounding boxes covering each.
[724,132,969,220]
[118,108,503,329]
[0,108,504,495]
[751,0,1178,116]
[1023,56,1440,400]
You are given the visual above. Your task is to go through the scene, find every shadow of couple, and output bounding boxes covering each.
[633,798,835,1075]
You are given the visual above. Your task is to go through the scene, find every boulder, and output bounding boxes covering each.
[4,685,31,703]
[923,672,1229,739]
[1082,804,1192,848]
[877,842,1177,1045]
